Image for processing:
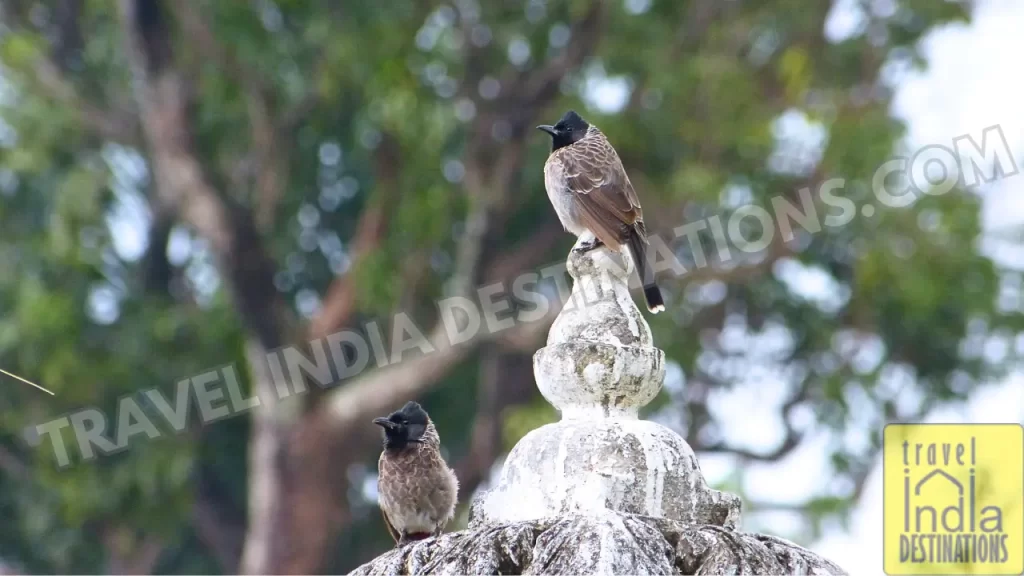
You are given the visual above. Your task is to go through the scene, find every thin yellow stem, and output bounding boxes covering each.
[0,368,54,395]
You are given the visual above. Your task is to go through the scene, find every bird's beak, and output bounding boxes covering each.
[537,125,556,136]
[373,417,395,430]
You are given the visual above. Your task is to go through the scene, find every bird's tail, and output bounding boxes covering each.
[627,230,665,314]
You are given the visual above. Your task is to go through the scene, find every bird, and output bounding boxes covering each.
[538,110,665,314]
[373,401,459,547]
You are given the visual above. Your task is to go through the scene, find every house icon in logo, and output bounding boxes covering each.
[905,464,973,533]
[916,469,963,494]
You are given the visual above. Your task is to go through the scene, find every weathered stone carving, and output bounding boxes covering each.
[354,239,847,575]
[474,242,739,527]
[351,516,847,575]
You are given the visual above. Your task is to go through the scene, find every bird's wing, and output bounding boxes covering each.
[378,452,400,543]
[381,506,400,544]
[560,135,645,248]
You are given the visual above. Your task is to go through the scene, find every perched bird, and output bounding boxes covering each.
[373,401,459,547]
[538,110,665,313]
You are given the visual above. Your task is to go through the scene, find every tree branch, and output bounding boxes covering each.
[698,431,803,462]
[191,469,246,574]
[165,1,269,95]
[502,0,607,112]
[627,0,727,111]
[33,53,139,145]
[308,133,402,339]
[0,1,140,145]
[453,349,538,499]
[164,1,290,231]
[51,0,84,69]
[694,367,812,462]
[483,216,563,284]
[102,526,165,575]
[118,0,289,348]
[278,83,323,141]
[0,444,28,480]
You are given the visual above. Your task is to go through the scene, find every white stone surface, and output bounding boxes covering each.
[475,418,739,527]
[475,238,740,526]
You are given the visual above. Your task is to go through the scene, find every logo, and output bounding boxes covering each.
[884,424,1023,575]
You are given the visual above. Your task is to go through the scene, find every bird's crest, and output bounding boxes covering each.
[395,401,428,425]
[556,110,588,132]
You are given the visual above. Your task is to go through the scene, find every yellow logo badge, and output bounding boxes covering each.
[884,424,1023,575]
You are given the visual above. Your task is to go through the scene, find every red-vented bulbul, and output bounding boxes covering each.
[538,110,665,313]
[373,401,459,547]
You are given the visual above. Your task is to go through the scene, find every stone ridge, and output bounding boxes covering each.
[350,513,849,575]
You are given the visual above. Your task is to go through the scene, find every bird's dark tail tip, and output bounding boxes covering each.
[627,229,666,315]
[644,285,665,314]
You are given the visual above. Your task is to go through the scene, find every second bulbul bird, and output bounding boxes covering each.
[374,401,458,547]
[538,110,665,313]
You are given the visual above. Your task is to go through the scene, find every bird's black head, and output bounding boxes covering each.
[537,110,590,151]
[373,401,430,451]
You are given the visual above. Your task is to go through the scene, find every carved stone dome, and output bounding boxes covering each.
[474,240,738,527]
[354,237,846,576]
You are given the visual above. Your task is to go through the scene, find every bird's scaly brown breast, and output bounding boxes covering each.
[377,443,458,533]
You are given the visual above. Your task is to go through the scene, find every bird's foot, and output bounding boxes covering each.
[397,532,432,548]
[572,237,604,254]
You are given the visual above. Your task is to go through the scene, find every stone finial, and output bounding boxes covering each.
[535,241,661,419]
[474,237,741,527]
